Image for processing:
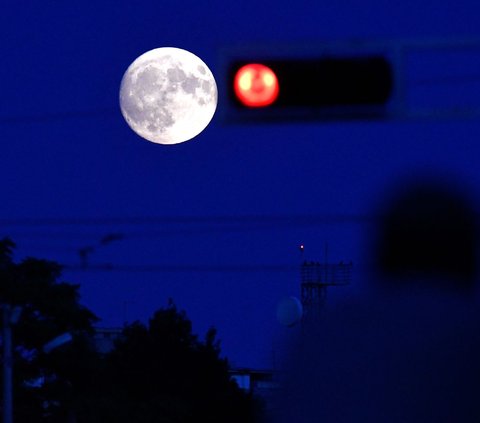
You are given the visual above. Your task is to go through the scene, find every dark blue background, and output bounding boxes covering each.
[2,0,480,368]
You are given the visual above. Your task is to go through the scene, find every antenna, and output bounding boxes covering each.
[300,246,352,322]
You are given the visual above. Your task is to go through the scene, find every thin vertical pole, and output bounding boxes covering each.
[3,305,13,423]
[324,242,329,282]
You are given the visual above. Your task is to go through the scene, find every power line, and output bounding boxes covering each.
[62,263,302,273]
[411,74,480,86]
[0,108,117,125]
[0,214,376,227]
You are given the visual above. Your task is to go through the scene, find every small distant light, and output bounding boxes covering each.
[233,64,279,107]
[299,244,304,251]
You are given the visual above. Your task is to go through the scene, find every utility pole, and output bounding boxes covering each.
[3,305,14,423]
[2,305,22,423]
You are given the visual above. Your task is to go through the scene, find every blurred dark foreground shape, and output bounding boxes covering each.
[376,179,477,289]
[271,178,480,422]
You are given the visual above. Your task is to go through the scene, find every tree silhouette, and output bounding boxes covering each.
[0,239,261,422]
[0,238,99,422]
[79,301,260,423]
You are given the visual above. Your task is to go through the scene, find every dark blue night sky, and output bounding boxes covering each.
[2,0,480,368]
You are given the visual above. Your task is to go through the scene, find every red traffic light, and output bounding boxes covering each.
[226,56,393,122]
[233,63,279,107]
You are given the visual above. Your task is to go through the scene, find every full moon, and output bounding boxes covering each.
[119,47,217,145]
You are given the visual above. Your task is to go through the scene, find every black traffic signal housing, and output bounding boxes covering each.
[223,55,394,123]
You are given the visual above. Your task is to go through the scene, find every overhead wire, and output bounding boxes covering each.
[61,263,302,273]
[0,108,117,125]
[0,214,376,227]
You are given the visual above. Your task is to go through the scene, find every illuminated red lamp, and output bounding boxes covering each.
[233,63,279,107]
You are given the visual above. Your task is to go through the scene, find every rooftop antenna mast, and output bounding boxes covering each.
[300,243,352,322]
